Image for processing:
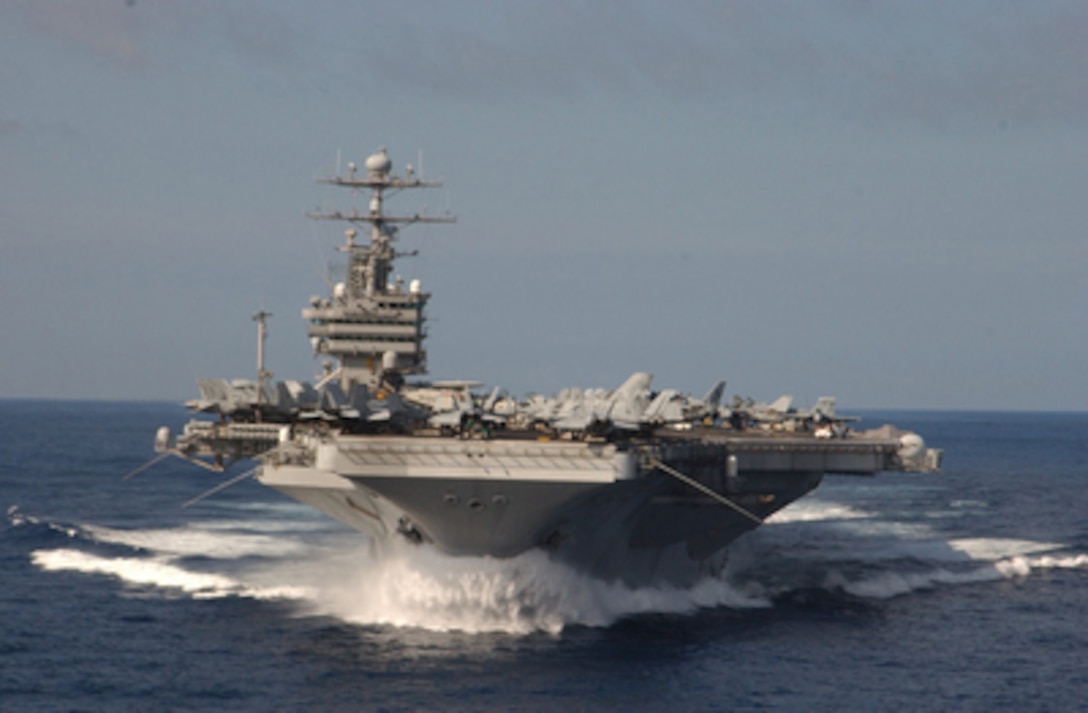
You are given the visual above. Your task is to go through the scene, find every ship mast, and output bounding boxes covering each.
[304,148,455,390]
[253,309,272,422]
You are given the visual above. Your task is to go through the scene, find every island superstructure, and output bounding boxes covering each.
[303,148,453,390]
[155,147,941,588]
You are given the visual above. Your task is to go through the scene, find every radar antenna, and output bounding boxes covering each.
[302,147,456,390]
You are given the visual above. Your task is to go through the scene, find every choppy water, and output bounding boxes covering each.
[2,402,1086,711]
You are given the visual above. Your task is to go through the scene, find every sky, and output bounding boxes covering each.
[1,0,1085,411]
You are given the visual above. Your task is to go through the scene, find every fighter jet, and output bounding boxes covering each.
[549,372,654,433]
[186,379,296,422]
[744,394,796,424]
[427,384,507,436]
[642,380,726,425]
[728,394,858,431]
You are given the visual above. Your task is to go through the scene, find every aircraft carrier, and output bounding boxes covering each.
[153,147,942,588]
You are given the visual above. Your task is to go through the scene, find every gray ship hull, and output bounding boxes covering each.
[257,433,826,587]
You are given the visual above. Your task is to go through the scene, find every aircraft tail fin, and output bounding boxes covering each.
[813,396,836,419]
[768,395,793,413]
[702,380,726,408]
[607,372,653,426]
[483,385,503,412]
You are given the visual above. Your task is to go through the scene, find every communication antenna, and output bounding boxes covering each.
[253,309,273,422]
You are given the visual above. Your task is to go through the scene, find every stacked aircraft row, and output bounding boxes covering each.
[187,373,857,438]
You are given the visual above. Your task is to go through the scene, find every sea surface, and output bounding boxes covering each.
[2,401,1086,712]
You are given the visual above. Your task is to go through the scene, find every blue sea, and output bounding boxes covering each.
[2,401,1086,712]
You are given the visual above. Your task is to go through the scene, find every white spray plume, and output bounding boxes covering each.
[273,541,770,635]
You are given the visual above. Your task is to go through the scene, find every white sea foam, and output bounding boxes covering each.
[277,543,771,635]
[734,509,1087,601]
[33,549,237,594]
[825,550,1088,600]
[30,548,314,601]
[30,541,769,633]
[946,537,1067,561]
[815,537,1069,565]
[7,506,81,538]
[30,522,770,634]
[196,518,333,534]
[764,501,872,524]
[81,524,308,559]
[28,508,1088,634]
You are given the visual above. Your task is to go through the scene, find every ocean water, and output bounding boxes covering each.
[2,401,1086,712]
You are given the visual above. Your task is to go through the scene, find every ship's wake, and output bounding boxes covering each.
[734,499,1088,604]
[13,501,1088,634]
